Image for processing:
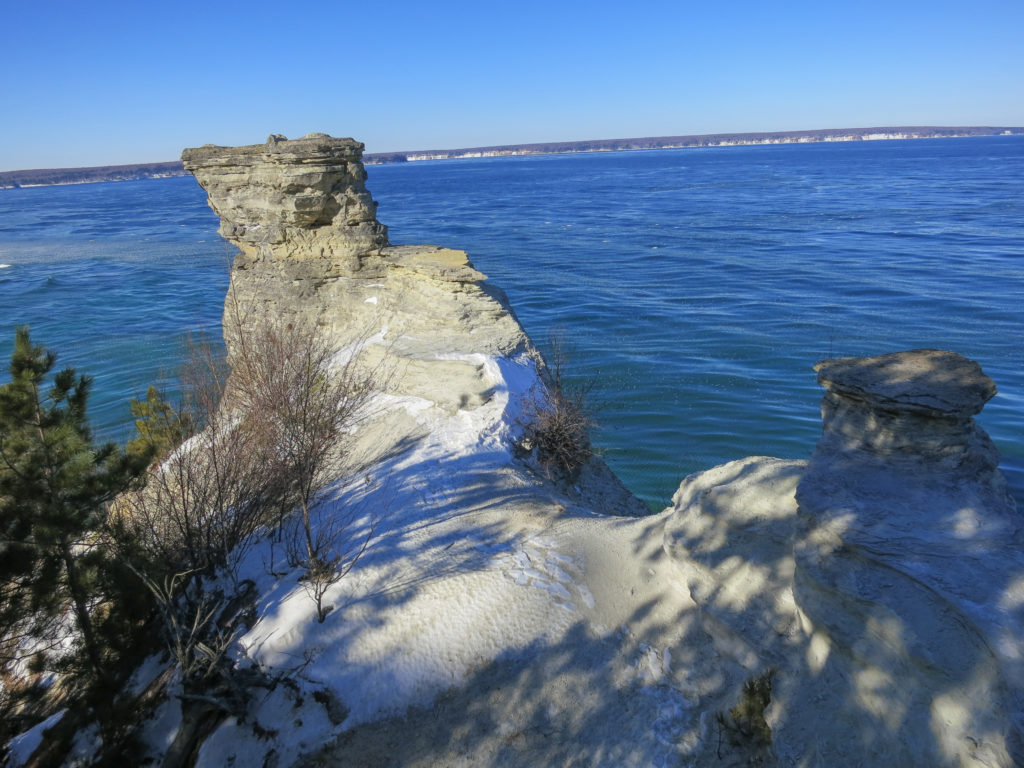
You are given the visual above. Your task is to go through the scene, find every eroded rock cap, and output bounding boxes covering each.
[814,348,996,416]
[182,133,389,257]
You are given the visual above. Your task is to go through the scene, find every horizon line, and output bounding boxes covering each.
[1,124,1022,179]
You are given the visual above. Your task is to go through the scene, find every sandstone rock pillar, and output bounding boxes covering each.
[181,133,536,414]
[791,349,1024,767]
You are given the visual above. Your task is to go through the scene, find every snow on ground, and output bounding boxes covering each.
[124,343,715,766]
[1,337,714,766]
[7,709,66,767]
[230,350,575,721]
[125,653,167,697]
[146,348,592,764]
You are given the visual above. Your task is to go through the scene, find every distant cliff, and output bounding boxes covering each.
[0,160,186,189]
[362,125,1023,164]
[3,126,1021,187]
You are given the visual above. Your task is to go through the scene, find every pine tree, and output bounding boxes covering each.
[128,384,192,463]
[0,327,151,678]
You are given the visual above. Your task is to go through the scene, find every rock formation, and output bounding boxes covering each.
[181,133,388,260]
[21,135,1008,768]
[182,134,535,410]
[181,134,647,504]
[160,135,692,768]
[790,350,1024,766]
[667,349,1024,766]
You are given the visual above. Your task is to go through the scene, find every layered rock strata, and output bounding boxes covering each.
[666,349,1024,767]
[182,133,388,260]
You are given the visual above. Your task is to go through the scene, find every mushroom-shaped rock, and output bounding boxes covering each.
[663,349,1023,767]
[813,348,1001,471]
[792,349,1024,767]
[182,133,389,259]
[181,135,530,361]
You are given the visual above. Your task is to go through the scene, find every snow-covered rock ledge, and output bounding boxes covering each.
[173,137,1024,767]
[182,135,1023,767]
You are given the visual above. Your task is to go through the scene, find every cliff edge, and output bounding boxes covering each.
[180,135,1024,768]
[17,134,1013,767]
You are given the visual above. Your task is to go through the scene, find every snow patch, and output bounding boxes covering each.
[497,534,583,613]
[636,643,672,686]
[126,653,168,697]
[197,682,335,768]
[141,686,184,760]
[7,709,67,767]
[64,723,101,767]
[330,323,390,367]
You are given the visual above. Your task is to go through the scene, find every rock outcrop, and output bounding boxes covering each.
[666,349,1024,767]
[790,350,1024,766]
[808,348,1002,471]
[183,134,535,411]
[182,133,388,260]
[162,134,681,767]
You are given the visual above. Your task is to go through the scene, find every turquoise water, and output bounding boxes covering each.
[1,136,1022,509]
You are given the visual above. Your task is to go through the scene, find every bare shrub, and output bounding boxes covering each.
[119,290,384,649]
[230,319,381,622]
[116,332,282,580]
[520,330,596,480]
[283,503,376,623]
[130,568,235,686]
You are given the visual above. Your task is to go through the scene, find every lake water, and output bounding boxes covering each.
[1,136,1022,509]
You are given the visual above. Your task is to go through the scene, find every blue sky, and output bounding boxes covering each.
[3,0,1022,170]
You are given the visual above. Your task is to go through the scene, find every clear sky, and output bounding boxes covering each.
[3,0,1022,171]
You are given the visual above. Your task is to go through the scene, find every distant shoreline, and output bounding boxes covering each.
[0,161,186,190]
[2,126,1020,189]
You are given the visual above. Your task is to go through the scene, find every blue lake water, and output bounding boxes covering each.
[1,136,1022,509]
